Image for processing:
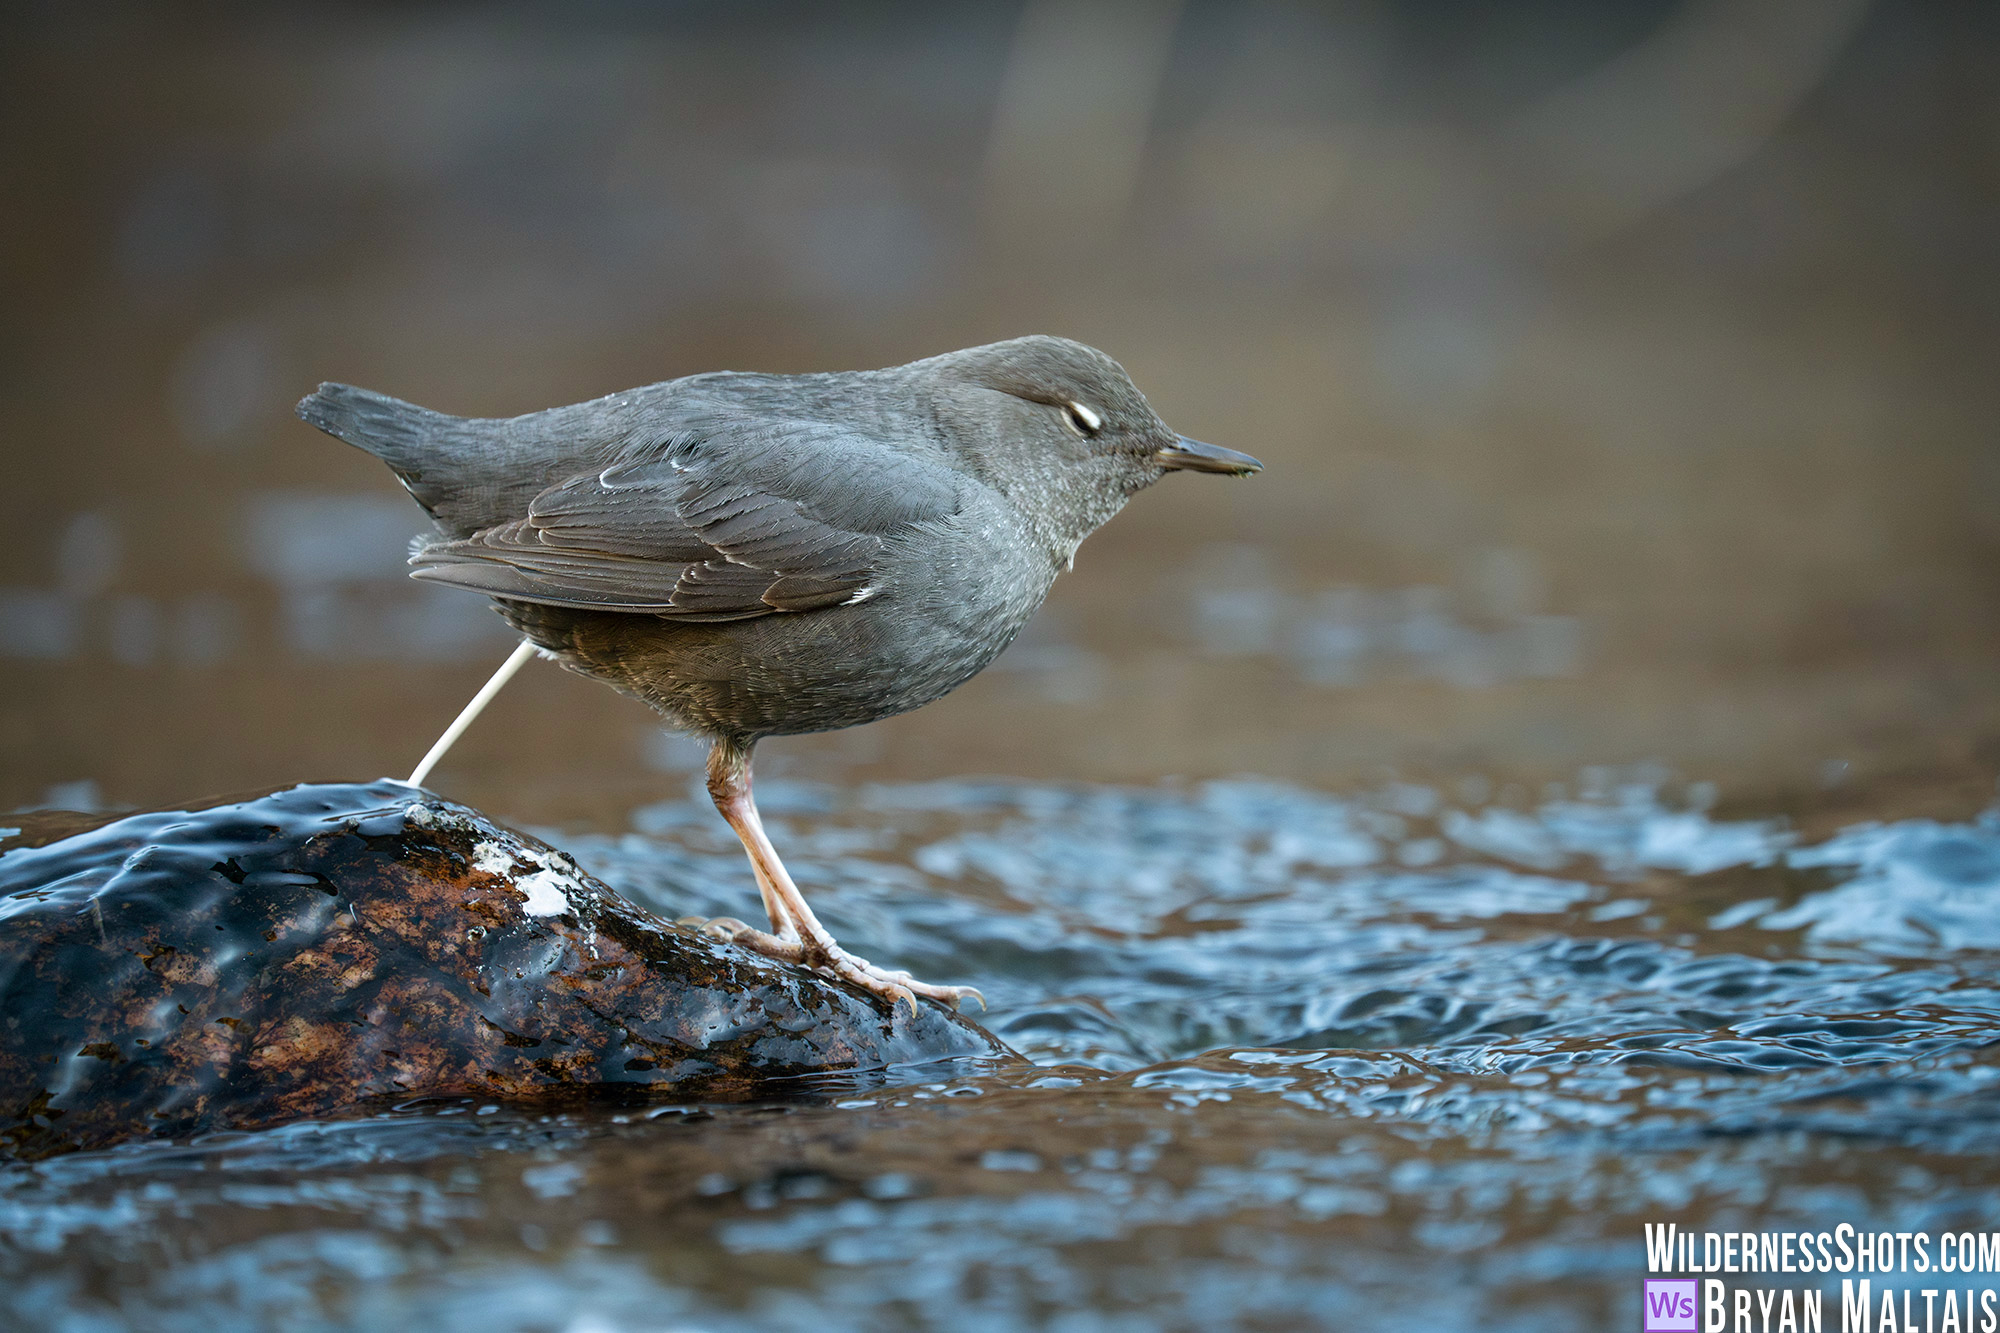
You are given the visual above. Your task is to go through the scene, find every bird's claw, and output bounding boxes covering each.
[683,915,755,942]
[812,945,976,1019]
[693,920,977,1017]
[678,916,978,1018]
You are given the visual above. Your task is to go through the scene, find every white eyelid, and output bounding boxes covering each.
[1066,401,1102,433]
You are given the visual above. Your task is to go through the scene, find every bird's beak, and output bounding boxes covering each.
[1155,436,1263,476]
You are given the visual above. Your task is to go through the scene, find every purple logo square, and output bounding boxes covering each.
[1644,1279,1698,1331]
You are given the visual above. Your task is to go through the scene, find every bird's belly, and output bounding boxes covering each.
[734,581,1045,736]
[522,565,1052,742]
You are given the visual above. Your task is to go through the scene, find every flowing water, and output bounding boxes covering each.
[5,771,1998,1330]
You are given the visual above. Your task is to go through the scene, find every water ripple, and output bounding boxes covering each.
[5,774,1998,1329]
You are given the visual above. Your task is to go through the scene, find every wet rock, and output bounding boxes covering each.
[0,782,1003,1160]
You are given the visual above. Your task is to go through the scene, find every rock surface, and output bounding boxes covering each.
[0,782,1004,1160]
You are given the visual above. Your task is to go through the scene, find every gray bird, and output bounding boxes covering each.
[298,336,1260,1012]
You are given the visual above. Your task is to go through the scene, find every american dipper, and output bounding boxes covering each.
[297,336,1260,1012]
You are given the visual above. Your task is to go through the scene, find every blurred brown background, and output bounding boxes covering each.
[2,0,1996,827]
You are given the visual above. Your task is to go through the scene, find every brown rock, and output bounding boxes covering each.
[0,782,1005,1160]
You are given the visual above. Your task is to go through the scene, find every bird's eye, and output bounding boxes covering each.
[1062,401,1103,437]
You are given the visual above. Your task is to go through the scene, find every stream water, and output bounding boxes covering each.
[4,771,1997,1330]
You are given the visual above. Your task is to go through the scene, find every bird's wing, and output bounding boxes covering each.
[407,422,962,621]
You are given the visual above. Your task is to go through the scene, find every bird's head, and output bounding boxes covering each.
[915,335,1260,561]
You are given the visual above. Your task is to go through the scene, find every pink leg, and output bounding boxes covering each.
[696,740,983,1016]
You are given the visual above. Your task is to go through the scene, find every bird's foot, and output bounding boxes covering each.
[685,916,983,1017]
[680,915,785,949]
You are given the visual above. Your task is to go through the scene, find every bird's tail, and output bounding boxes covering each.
[295,383,463,478]
[295,380,602,537]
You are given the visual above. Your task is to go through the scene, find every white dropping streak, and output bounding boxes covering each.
[406,638,538,788]
[513,869,573,917]
[470,841,518,876]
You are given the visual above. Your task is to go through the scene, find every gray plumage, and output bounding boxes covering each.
[301,335,1260,1010]
[298,335,1259,746]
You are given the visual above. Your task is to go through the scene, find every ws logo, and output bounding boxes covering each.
[1645,1280,1698,1331]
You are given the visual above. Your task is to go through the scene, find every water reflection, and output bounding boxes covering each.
[6,773,1996,1328]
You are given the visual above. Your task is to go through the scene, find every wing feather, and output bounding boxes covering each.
[408,422,958,619]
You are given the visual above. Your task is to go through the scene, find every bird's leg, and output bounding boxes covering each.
[707,819,801,953]
[697,738,982,1015]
